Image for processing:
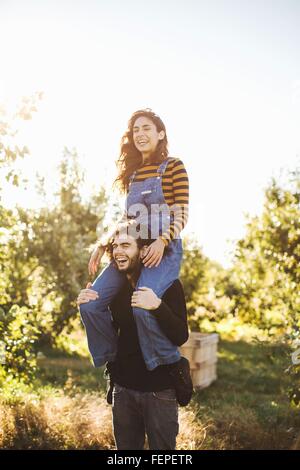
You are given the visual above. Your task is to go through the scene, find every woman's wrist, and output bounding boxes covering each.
[159,235,169,247]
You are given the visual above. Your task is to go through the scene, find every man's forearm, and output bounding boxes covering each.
[151,300,188,346]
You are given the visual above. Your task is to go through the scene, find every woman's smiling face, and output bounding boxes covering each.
[132,116,165,159]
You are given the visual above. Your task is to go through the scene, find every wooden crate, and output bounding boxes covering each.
[179,332,219,389]
[190,361,217,389]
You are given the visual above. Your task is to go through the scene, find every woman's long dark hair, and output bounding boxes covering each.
[114,108,169,193]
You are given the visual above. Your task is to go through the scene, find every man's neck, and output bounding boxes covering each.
[126,265,142,288]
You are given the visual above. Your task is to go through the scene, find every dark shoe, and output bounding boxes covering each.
[104,362,114,405]
[106,378,114,405]
[168,356,194,406]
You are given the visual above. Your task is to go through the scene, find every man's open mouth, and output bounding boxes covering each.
[115,257,128,267]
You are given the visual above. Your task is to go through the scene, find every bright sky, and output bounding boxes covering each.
[0,0,299,267]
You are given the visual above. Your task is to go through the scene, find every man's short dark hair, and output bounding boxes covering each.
[106,220,155,261]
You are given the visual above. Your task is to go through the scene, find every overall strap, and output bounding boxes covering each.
[157,157,170,176]
[129,157,170,184]
[129,170,137,185]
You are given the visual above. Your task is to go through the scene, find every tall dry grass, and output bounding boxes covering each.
[0,392,113,449]
[2,391,299,449]
[0,392,209,450]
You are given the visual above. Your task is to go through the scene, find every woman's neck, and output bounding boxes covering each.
[142,153,151,164]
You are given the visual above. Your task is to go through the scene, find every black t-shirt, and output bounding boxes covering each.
[108,278,188,392]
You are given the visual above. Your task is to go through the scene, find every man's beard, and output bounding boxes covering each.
[115,253,140,274]
[123,254,140,274]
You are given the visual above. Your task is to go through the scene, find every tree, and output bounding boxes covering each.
[0,93,42,381]
[229,167,300,336]
[180,235,231,331]
[0,95,110,381]
[6,148,109,348]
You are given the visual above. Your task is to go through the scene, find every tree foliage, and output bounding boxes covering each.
[228,170,300,336]
[0,98,109,380]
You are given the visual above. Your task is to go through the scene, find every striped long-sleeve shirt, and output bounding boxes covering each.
[128,157,189,245]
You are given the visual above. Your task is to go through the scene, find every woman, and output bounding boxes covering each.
[79,108,189,371]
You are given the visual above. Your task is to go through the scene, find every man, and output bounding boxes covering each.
[77,229,193,450]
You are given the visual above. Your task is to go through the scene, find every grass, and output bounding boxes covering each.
[1,339,300,450]
[193,340,300,449]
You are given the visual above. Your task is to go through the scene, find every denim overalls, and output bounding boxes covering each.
[79,158,183,371]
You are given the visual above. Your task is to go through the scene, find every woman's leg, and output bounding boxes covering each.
[133,239,183,371]
[79,261,126,367]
